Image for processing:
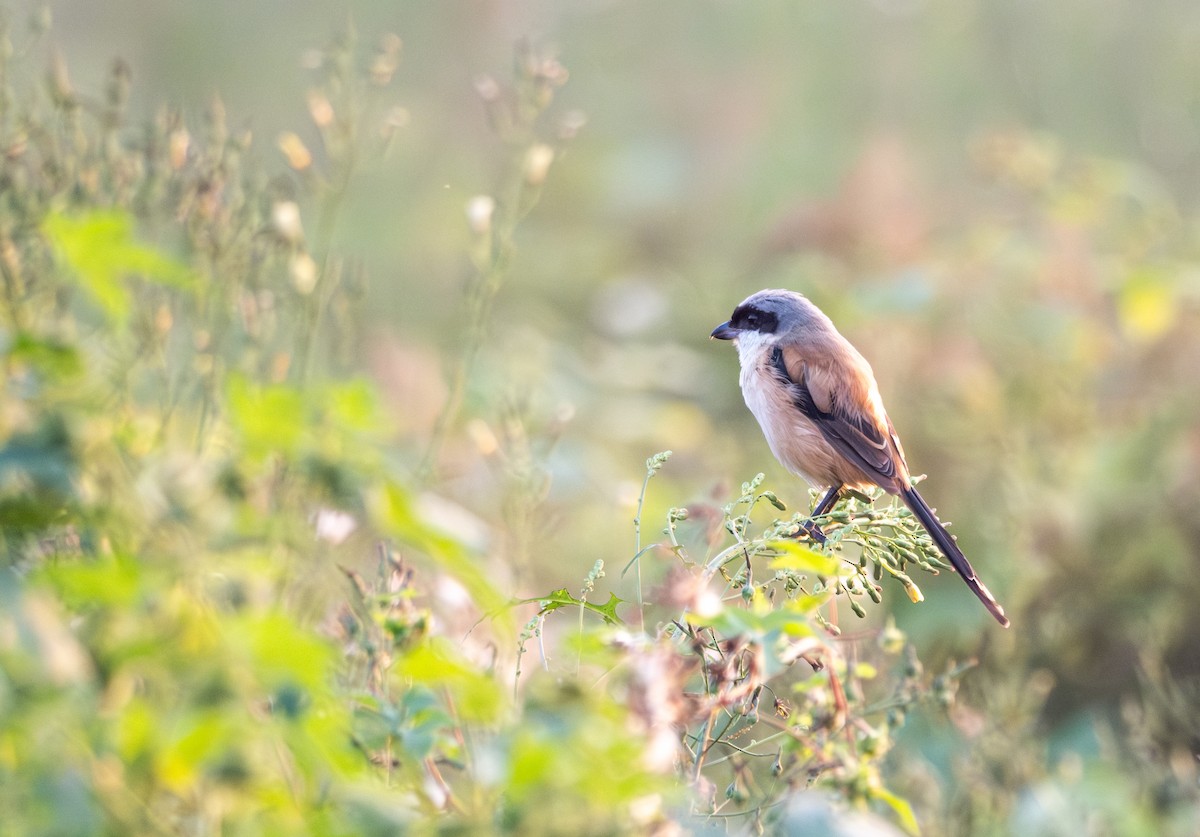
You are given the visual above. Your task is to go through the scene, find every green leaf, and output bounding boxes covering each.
[767,540,847,577]
[396,640,506,722]
[871,785,921,835]
[6,333,82,380]
[707,601,818,640]
[0,495,66,531]
[785,591,834,616]
[40,555,143,609]
[226,375,307,462]
[1117,267,1176,342]
[236,610,336,692]
[44,209,194,323]
[160,711,230,790]
[592,592,623,624]
[327,379,384,433]
[521,589,625,625]
[115,698,160,763]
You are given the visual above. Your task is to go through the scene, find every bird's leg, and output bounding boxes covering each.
[795,484,842,545]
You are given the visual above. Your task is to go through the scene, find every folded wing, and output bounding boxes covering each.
[770,346,907,493]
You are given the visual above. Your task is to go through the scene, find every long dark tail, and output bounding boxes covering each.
[900,487,1010,628]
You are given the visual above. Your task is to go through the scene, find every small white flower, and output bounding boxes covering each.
[271,200,304,243]
[465,195,496,235]
[314,508,357,545]
[435,575,472,610]
[693,589,723,619]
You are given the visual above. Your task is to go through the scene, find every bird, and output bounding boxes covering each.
[711,289,1009,627]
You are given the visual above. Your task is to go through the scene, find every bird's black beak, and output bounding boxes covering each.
[710,321,738,340]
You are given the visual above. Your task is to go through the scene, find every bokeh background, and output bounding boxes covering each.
[23,0,1200,832]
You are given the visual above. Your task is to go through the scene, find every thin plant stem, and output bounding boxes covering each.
[632,465,653,631]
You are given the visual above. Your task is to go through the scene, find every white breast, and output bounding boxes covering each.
[734,336,843,489]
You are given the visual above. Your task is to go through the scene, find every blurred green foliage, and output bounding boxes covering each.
[1,16,925,834]
[2,2,1200,835]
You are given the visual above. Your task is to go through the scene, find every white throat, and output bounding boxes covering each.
[733,330,775,370]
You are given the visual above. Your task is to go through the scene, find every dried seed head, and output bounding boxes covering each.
[277,132,312,171]
[307,91,334,128]
[48,50,73,103]
[206,95,227,143]
[466,418,499,456]
[518,142,549,183]
[106,59,131,112]
[31,5,53,35]
[0,238,21,276]
[154,304,173,335]
[270,352,291,383]
[370,33,403,85]
[168,129,189,170]
[290,253,318,294]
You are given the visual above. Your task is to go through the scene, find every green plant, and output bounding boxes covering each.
[8,8,1200,836]
[0,24,698,836]
[547,459,978,834]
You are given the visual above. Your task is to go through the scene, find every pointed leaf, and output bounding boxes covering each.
[871,786,920,835]
[768,541,847,577]
[520,588,625,625]
[44,210,194,323]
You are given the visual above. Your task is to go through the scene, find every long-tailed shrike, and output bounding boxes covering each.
[712,289,1009,627]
